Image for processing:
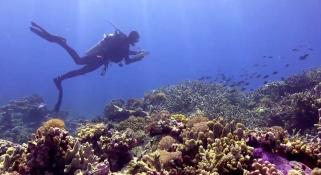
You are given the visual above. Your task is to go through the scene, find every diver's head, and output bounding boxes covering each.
[128,30,139,46]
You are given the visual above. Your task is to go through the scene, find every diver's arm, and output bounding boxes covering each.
[129,50,139,55]
[125,51,149,65]
[125,56,143,65]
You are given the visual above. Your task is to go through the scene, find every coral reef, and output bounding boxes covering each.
[125,113,321,175]
[103,99,148,121]
[0,119,111,175]
[250,69,321,132]
[148,81,261,127]
[145,110,185,137]
[99,67,321,133]
[98,129,138,171]
[0,139,25,174]
[249,158,283,175]
[0,107,321,174]
[0,95,48,143]
[0,95,71,143]
[3,67,321,174]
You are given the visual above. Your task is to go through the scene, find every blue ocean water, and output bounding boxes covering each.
[0,0,321,116]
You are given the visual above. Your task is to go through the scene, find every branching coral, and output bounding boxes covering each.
[249,159,283,175]
[0,140,26,174]
[196,138,253,174]
[64,141,109,175]
[146,81,261,127]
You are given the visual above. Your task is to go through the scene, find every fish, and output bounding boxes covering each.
[38,103,46,109]
[263,81,268,84]
[268,56,273,59]
[285,63,290,67]
[263,75,269,79]
[299,54,309,60]
[256,74,262,78]
[281,77,285,81]
[241,87,246,91]
[236,81,245,86]
[245,82,250,86]
[272,71,278,75]
[292,48,299,51]
[198,76,212,81]
[309,48,313,51]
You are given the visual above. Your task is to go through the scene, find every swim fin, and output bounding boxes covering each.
[30,22,66,44]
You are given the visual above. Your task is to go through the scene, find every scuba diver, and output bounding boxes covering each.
[30,21,149,112]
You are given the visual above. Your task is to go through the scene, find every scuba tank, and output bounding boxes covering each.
[85,33,114,56]
[86,21,125,56]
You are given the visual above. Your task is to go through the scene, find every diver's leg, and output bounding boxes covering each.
[30,22,92,65]
[53,63,101,112]
[54,63,102,90]
[54,87,63,112]
[57,43,96,65]
[30,22,66,44]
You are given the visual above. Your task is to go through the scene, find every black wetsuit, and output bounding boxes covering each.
[58,31,138,81]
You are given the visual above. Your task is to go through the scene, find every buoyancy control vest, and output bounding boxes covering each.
[85,31,127,63]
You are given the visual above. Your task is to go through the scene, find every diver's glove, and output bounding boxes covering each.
[135,50,150,59]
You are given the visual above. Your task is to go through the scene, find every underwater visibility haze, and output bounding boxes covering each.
[1,0,321,115]
[1,0,321,174]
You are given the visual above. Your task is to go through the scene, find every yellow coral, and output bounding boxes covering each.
[288,169,304,175]
[171,114,188,123]
[312,168,321,175]
[38,118,65,133]
[76,123,106,140]
[44,118,65,128]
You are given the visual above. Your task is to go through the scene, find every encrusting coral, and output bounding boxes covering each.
[98,129,138,171]
[157,135,178,151]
